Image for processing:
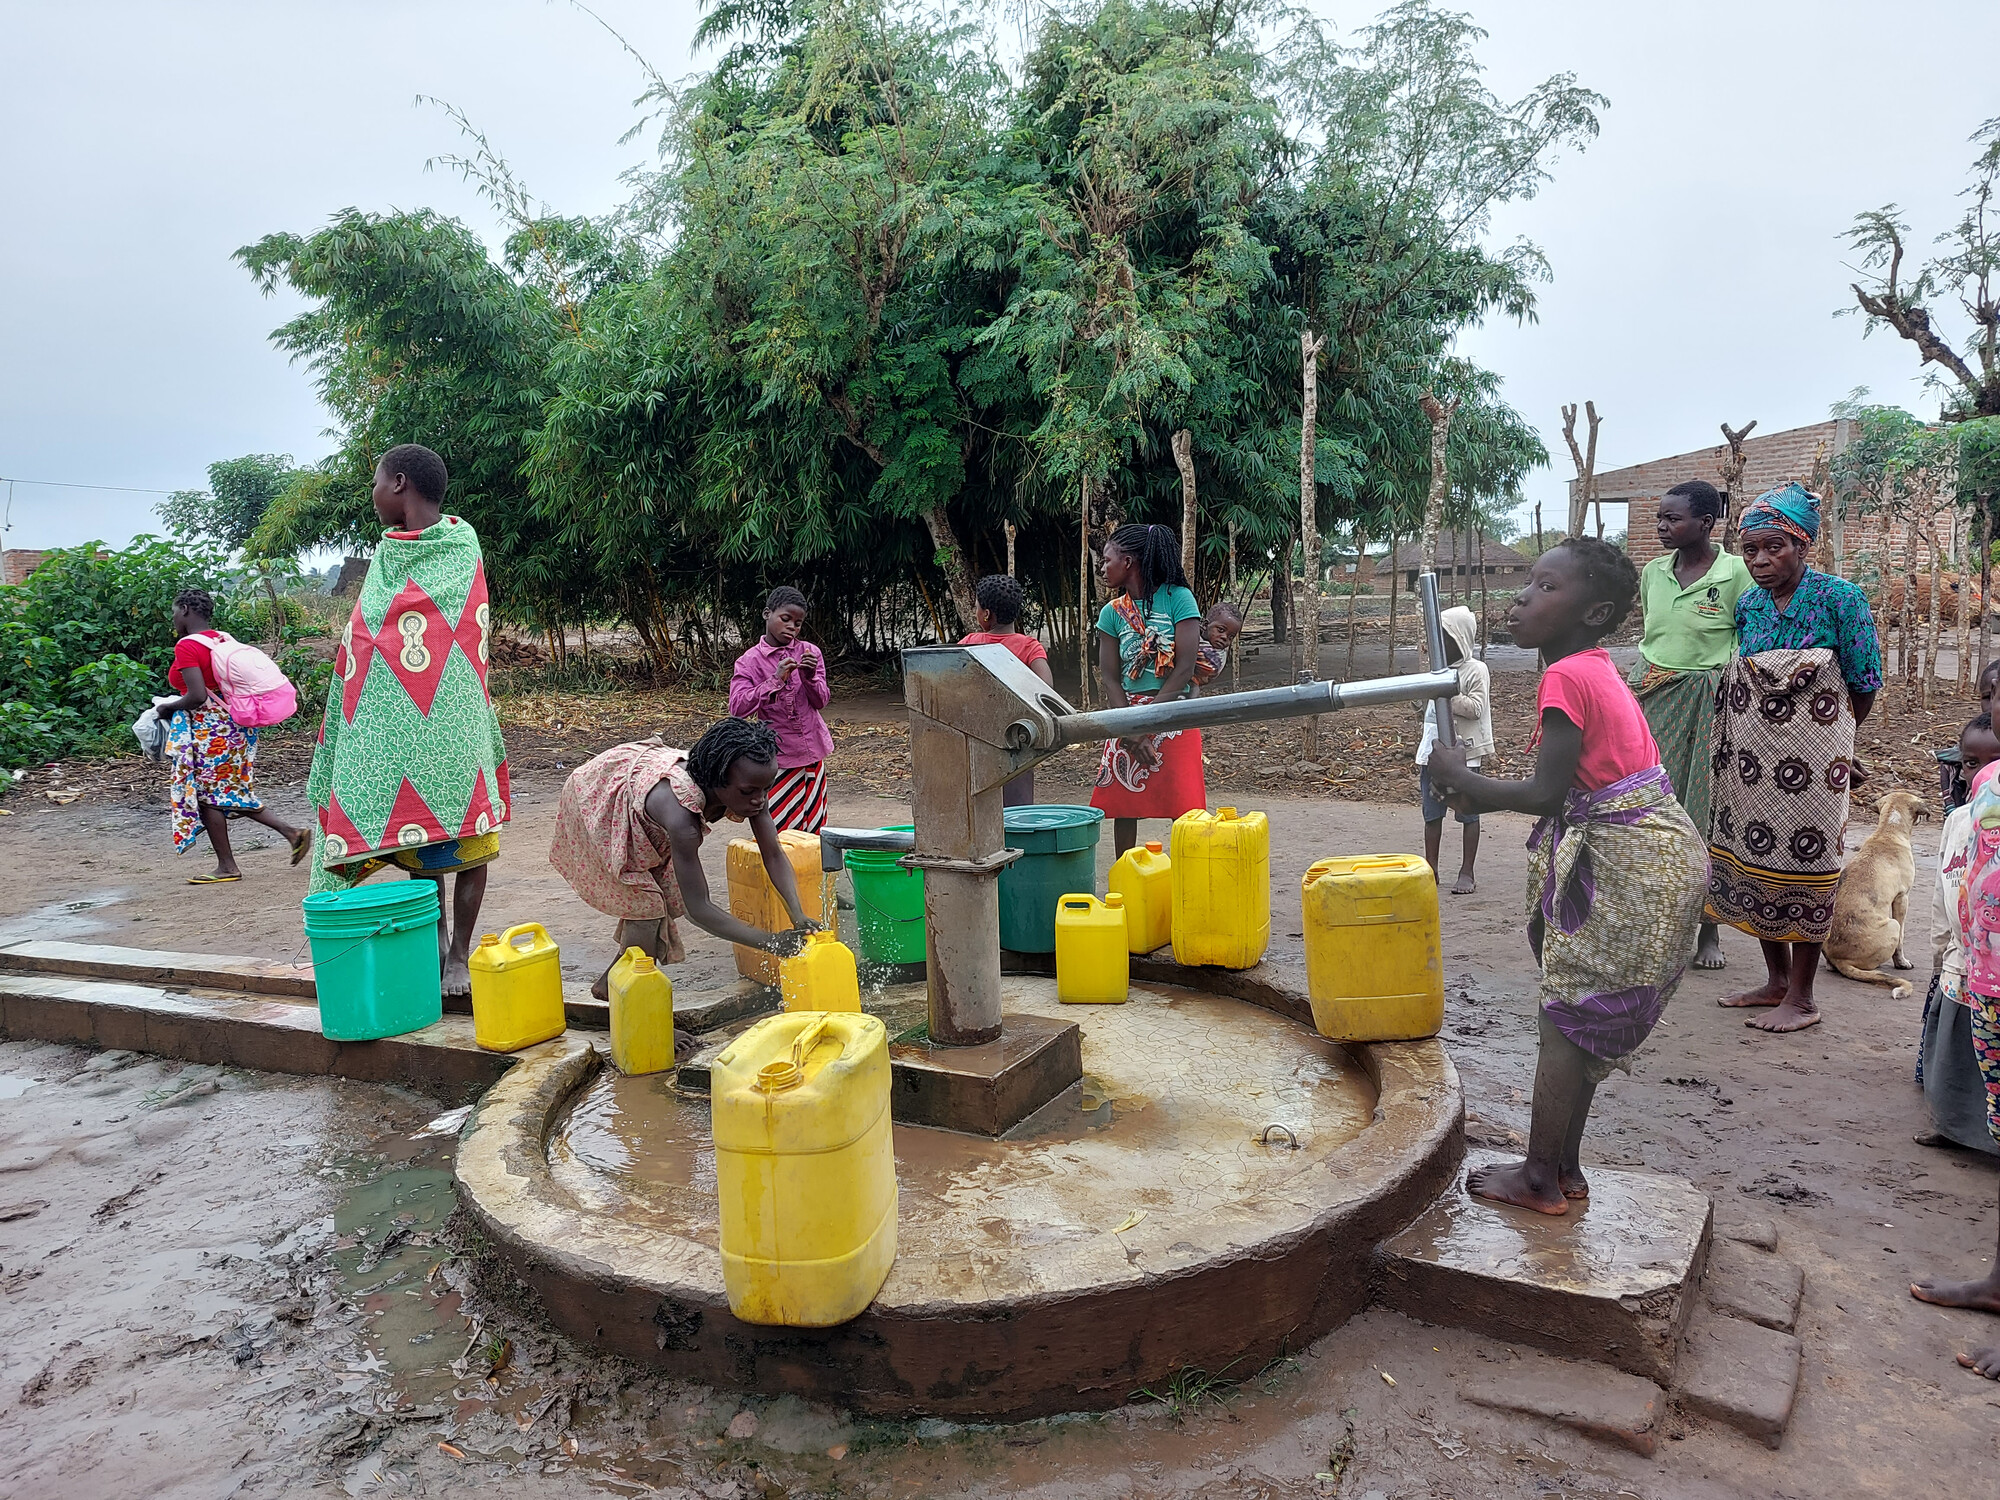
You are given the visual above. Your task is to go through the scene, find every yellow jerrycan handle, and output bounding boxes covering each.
[499,922,552,954]
[1061,896,1096,911]
[758,1012,839,1095]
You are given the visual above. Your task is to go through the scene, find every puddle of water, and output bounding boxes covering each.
[0,887,133,946]
[324,1138,470,1407]
[0,1076,40,1100]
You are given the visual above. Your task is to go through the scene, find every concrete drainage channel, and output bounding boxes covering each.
[0,938,1803,1451]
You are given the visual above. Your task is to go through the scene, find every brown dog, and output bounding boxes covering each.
[1824,790,1928,998]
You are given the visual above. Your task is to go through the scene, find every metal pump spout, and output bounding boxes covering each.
[882,572,1463,1048]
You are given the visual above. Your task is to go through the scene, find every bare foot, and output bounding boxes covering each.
[1559,1167,1590,1200]
[1747,999,1821,1033]
[1452,871,1477,895]
[1467,1159,1568,1216]
[1910,1274,2000,1314]
[1719,980,1787,1008]
[1957,1346,2000,1379]
[1693,927,1726,971]
[442,955,471,998]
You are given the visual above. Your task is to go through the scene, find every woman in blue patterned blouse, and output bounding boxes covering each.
[1707,483,1882,1035]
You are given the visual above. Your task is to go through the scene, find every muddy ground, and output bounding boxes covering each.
[3,650,1999,1498]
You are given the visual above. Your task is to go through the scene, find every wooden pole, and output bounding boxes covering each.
[1228,522,1240,691]
[1078,475,1092,708]
[1344,526,1365,679]
[1387,531,1401,672]
[1477,525,1489,656]
[1173,429,1197,586]
[1535,502,1544,555]
[1982,500,1994,682]
[1005,521,1017,578]
[1299,332,1326,758]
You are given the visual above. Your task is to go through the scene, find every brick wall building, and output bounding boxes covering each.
[2,549,50,586]
[1574,420,1953,579]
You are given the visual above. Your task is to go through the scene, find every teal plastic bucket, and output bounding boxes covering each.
[846,826,927,965]
[999,804,1105,953]
[302,881,444,1041]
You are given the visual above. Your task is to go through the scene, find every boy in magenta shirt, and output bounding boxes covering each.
[1427,538,1709,1216]
[959,574,1054,806]
[729,586,833,831]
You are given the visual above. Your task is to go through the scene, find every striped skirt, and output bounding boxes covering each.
[768,760,828,833]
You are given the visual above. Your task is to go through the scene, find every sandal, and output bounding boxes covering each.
[186,874,242,885]
[289,829,311,866]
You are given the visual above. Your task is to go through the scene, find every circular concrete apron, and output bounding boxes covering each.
[455,964,1462,1420]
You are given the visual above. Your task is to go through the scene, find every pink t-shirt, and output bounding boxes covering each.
[1535,648,1661,791]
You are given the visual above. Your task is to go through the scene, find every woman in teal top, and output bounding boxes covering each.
[1630,479,1753,971]
[1090,523,1206,855]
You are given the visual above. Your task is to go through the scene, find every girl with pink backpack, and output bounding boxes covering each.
[154,586,308,883]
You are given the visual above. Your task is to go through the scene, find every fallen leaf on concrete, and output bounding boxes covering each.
[1380,1371,1397,1387]
[1112,1210,1147,1233]
[439,1441,466,1460]
[826,1444,848,1460]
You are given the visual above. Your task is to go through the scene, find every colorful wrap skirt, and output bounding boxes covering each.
[1631,663,1722,837]
[168,702,261,854]
[1705,648,1854,944]
[767,760,828,834]
[1089,693,1206,821]
[1527,765,1710,1078]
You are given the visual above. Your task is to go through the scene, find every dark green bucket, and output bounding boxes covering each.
[998,804,1104,953]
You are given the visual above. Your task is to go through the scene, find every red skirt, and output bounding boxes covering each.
[1089,695,1205,821]
[767,761,828,833]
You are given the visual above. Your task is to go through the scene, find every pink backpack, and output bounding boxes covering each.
[184,631,297,727]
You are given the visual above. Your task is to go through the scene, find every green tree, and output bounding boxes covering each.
[158,454,300,553]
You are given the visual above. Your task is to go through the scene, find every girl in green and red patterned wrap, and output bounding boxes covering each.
[306,444,510,998]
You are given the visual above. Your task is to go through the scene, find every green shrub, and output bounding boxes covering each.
[0,535,312,769]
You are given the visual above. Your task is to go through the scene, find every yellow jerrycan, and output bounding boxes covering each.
[727,831,835,985]
[1301,855,1444,1042]
[467,922,567,1053]
[606,946,676,1076]
[1107,841,1172,954]
[711,1011,897,1327]
[1170,807,1271,969]
[779,930,862,1013]
[1055,892,1129,1004]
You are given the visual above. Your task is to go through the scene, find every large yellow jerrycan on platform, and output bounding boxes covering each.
[1301,855,1444,1042]
[727,832,835,985]
[780,930,861,1013]
[607,947,675,1076]
[711,1011,897,1327]
[467,923,567,1053]
[1170,808,1271,969]
[1055,893,1129,1003]
[1108,841,1172,954]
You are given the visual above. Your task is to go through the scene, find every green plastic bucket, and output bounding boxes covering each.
[847,826,927,966]
[999,804,1105,953]
[302,881,444,1041]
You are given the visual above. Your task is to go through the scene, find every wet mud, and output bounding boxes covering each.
[5,782,2000,1495]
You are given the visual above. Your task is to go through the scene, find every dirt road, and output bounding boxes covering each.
[2,744,1997,1497]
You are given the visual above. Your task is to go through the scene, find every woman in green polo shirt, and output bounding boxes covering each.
[1631,479,1753,970]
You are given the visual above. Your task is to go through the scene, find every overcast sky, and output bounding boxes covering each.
[3,0,1996,553]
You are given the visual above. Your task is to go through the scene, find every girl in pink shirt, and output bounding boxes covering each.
[1427,538,1709,1217]
[729,586,833,832]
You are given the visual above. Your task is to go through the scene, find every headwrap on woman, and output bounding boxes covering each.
[1738,482,1821,546]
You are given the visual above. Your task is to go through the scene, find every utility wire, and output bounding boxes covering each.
[0,475,182,495]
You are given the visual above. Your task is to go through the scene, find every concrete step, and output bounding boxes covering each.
[1675,1305,1802,1449]
[0,970,569,1099]
[1378,1148,1712,1384]
[0,938,775,1036]
[1461,1352,1665,1456]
